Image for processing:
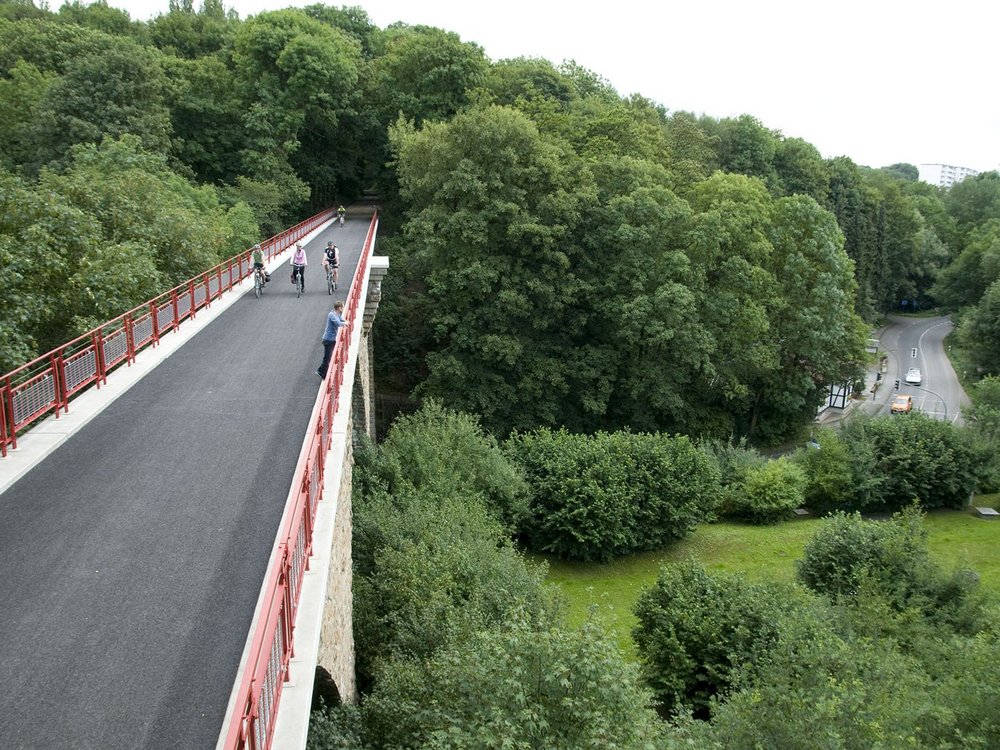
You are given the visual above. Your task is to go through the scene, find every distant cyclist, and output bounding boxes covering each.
[322,241,340,290]
[337,204,346,226]
[290,242,307,291]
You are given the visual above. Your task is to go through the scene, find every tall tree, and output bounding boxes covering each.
[367,23,487,127]
[959,278,1000,375]
[717,113,780,187]
[30,39,173,168]
[684,172,779,433]
[389,105,595,434]
[231,9,362,224]
[752,195,866,438]
[773,136,829,203]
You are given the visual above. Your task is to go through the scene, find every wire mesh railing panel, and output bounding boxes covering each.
[132,315,154,350]
[103,328,129,368]
[12,374,56,427]
[289,523,307,608]
[63,349,97,394]
[193,284,207,309]
[176,294,192,319]
[156,302,175,333]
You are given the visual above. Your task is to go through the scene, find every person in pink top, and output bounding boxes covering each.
[290,242,307,291]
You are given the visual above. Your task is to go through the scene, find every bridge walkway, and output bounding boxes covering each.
[0,213,372,750]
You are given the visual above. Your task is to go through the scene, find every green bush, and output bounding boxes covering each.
[508,429,720,561]
[353,484,552,693]
[729,457,806,524]
[372,399,530,531]
[700,436,766,518]
[796,506,986,633]
[966,375,1000,492]
[796,507,931,599]
[697,614,938,750]
[358,620,665,749]
[839,413,978,512]
[632,559,797,717]
[793,428,853,514]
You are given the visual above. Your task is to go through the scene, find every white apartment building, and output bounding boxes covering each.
[918,163,980,188]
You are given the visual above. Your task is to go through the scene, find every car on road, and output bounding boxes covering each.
[891,394,913,414]
[905,367,922,385]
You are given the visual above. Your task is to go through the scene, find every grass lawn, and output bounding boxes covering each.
[537,497,1000,658]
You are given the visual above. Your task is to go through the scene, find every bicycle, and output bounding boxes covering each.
[338,213,345,227]
[292,264,304,298]
[253,267,265,298]
[326,264,338,295]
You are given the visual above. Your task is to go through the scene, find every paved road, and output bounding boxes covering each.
[0,213,371,750]
[863,315,970,423]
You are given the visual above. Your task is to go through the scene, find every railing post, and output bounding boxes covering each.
[149,302,160,349]
[0,382,9,457]
[124,313,136,365]
[171,290,180,332]
[94,330,107,387]
[52,352,66,417]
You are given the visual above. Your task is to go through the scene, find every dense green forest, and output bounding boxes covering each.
[321,401,1000,749]
[4,1,1000,747]
[4,0,998,441]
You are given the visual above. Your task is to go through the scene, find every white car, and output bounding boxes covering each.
[905,367,922,385]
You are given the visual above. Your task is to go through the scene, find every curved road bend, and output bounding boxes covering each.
[0,213,371,750]
[867,314,970,423]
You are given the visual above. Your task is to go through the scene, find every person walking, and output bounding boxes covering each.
[290,242,307,291]
[316,301,348,379]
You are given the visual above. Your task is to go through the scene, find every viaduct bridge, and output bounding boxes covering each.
[0,205,387,749]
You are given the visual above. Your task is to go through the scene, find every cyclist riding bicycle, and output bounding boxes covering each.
[337,204,346,226]
[322,241,340,290]
[250,244,269,285]
[290,242,307,292]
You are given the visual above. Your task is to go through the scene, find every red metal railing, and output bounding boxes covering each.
[0,208,336,457]
[222,212,378,750]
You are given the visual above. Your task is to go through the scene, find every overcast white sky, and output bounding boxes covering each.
[104,0,999,174]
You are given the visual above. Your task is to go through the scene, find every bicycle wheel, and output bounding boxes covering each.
[255,273,262,298]
[327,271,333,295]
[297,272,303,298]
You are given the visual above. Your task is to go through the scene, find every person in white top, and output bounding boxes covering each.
[322,241,340,290]
[290,242,307,291]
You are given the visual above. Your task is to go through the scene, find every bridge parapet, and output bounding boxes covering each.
[220,217,387,750]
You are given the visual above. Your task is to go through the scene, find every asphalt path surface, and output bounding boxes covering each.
[866,315,970,423]
[0,214,371,749]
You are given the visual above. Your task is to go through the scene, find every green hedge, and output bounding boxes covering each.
[507,429,720,561]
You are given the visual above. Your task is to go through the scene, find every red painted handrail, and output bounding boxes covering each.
[0,208,336,457]
[222,212,378,750]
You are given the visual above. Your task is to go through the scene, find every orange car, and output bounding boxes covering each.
[891,394,913,414]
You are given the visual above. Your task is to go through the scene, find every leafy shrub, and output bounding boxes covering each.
[728,457,805,524]
[372,399,530,531]
[793,428,853,514]
[839,413,978,512]
[965,375,1000,492]
[359,620,665,749]
[632,560,797,717]
[796,506,986,633]
[508,429,720,561]
[353,484,552,693]
[699,436,766,518]
[698,613,938,750]
[351,403,551,692]
[796,506,931,598]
